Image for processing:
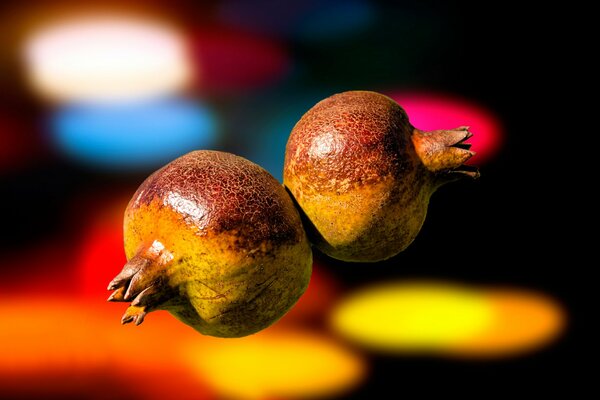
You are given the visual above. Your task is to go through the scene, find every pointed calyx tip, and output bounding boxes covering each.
[412,127,479,179]
[107,286,126,302]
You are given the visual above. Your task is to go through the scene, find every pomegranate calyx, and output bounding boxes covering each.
[107,245,177,326]
[411,126,479,180]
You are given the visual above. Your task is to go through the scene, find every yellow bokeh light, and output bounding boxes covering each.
[330,281,565,357]
[183,329,366,400]
[23,15,191,102]
[331,281,493,352]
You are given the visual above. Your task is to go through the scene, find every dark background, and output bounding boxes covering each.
[0,0,578,398]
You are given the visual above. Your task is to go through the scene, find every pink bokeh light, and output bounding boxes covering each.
[388,91,503,164]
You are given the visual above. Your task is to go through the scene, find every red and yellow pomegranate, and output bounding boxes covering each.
[283,91,478,262]
[108,150,312,337]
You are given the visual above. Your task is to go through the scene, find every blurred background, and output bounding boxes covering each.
[0,0,575,399]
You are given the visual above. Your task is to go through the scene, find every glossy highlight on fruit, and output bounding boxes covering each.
[108,150,312,337]
[284,91,478,262]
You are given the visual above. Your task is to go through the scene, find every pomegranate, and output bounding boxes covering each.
[108,151,312,337]
[283,91,478,262]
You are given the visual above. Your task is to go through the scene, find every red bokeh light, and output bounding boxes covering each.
[79,220,126,299]
[77,197,128,299]
[190,27,290,92]
[388,92,503,164]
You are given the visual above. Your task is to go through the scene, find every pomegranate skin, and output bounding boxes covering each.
[283,91,477,262]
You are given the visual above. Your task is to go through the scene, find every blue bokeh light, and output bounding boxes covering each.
[294,0,376,42]
[51,98,218,171]
[218,0,375,41]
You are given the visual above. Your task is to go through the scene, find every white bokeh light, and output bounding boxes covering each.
[24,16,192,102]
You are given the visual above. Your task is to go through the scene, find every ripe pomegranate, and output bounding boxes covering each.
[108,151,312,337]
[283,91,478,262]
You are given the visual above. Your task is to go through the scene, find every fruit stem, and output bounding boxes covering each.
[411,126,480,185]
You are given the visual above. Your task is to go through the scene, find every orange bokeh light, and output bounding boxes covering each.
[449,289,566,357]
[0,297,214,399]
[0,296,364,400]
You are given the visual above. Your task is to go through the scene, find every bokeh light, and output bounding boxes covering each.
[217,0,376,41]
[77,196,129,299]
[191,28,290,92]
[0,297,215,399]
[184,329,366,400]
[51,97,218,170]
[24,15,191,103]
[454,289,566,357]
[217,0,315,37]
[331,281,493,352]
[388,92,503,164]
[331,281,564,358]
